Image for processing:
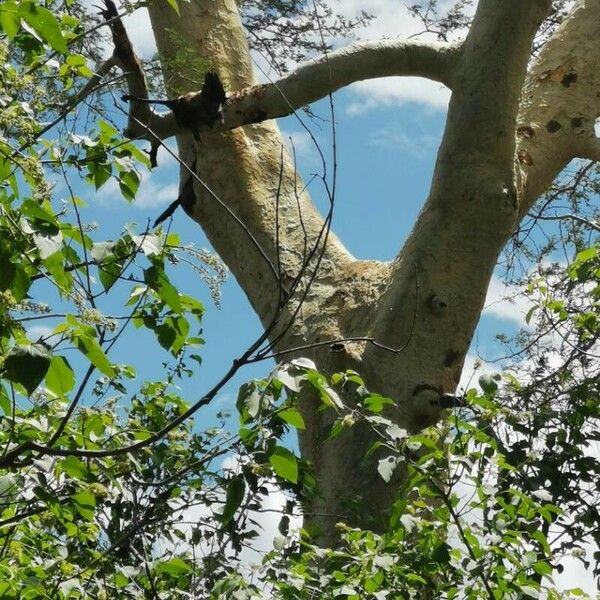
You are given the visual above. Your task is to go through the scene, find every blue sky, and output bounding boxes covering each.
[60,91,509,415]
[69,73,525,417]
[25,2,596,592]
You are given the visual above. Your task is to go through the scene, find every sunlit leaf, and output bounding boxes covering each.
[19,0,67,52]
[45,356,75,397]
[277,407,305,430]
[269,446,298,483]
[73,334,115,377]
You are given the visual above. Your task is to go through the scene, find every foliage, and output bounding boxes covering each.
[208,312,600,599]
[0,2,599,599]
[239,0,373,74]
[218,249,600,597]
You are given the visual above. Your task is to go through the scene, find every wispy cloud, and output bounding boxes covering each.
[96,171,179,209]
[330,0,463,112]
[482,274,533,327]
[346,78,451,114]
[121,8,157,59]
[25,324,54,341]
[366,122,440,157]
[281,129,314,158]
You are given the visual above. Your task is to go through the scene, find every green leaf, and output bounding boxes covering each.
[20,199,57,225]
[180,294,204,321]
[43,251,72,293]
[166,0,181,15]
[155,315,189,355]
[363,394,393,413]
[87,161,111,189]
[71,490,96,520]
[0,252,31,301]
[155,321,176,351]
[144,266,182,312]
[118,169,140,201]
[269,446,298,483]
[155,557,193,576]
[73,334,115,377]
[3,343,52,395]
[221,476,245,525]
[0,2,21,39]
[237,381,261,421]
[65,53,93,77]
[533,560,552,576]
[60,456,89,480]
[277,407,305,430]
[45,356,75,396]
[479,374,499,394]
[19,1,67,52]
[114,572,129,589]
[0,385,10,415]
[432,542,451,564]
[98,259,124,292]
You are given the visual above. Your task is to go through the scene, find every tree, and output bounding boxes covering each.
[0,1,599,596]
[103,0,600,541]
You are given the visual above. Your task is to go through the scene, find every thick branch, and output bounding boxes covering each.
[223,39,460,129]
[146,0,355,323]
[360,0,553,429]
[517,0,600,218]
[581,136,600,163]
[125,38,460,142]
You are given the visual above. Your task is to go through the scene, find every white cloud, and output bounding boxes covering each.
[25,324,54,341]
[217,456,302,561]
[121,8,156,59]
[167,455,302,569]
[482,274,533,327]
[329,0,464,111]
[555,553,597,597]
[79,2,155,59]
[334,0,475,42]
[96,171,179,209]
[239,483,302,562]
[366,122,440,157]
[332,0,431,42]
[346,77,451,114]
[281,129,314,159]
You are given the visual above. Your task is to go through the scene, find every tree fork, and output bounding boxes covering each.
[111,0,600,544]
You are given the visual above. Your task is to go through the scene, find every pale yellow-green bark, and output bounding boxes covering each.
[133,0,598,543]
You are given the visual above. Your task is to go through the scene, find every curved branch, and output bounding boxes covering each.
[223,39,460,128]
[123,38,461,141]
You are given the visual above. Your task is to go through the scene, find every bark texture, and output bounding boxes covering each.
[134,0,599,543]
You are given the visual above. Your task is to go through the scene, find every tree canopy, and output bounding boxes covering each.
[0,0,599,597]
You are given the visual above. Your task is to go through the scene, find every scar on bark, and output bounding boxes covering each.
[123,72,227,137]
[153,162,197,228]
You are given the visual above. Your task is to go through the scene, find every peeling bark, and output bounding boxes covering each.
[106,0,600,543]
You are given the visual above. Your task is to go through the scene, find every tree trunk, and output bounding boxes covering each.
[142,0,600,544]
